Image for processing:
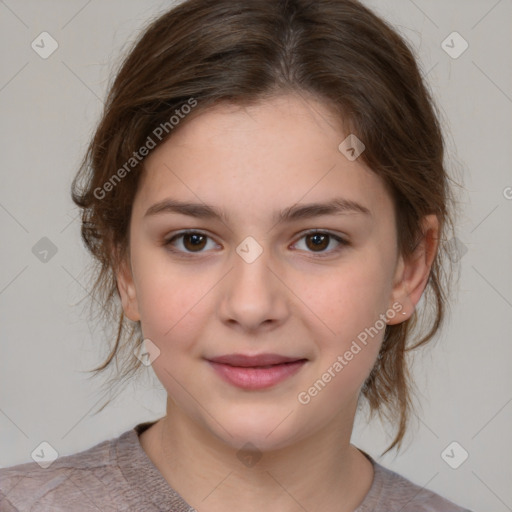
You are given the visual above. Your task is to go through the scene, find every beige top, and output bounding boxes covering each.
[0,421,473,511]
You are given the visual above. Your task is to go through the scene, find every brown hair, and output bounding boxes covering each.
[72,0,461,454]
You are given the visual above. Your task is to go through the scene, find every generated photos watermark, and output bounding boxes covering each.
[297,301,403,405]
[93,97,198,200]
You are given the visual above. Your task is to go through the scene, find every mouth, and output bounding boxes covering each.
[206,353,308,390]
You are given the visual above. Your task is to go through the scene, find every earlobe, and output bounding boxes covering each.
[116,257,141,322]
[387,214,439,324]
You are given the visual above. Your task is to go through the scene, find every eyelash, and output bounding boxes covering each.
[163,229,349,258]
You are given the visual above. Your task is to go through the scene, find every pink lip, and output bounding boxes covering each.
[207,353,307,390]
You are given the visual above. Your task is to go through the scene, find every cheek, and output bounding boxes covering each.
[134,264,211,397]
[130,241,214,333]
[293,257,391,389]
[297,257,391,333]
[295,272,386,411]
[136,271,211,341]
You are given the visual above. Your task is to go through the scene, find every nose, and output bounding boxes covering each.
[218,243,289,333]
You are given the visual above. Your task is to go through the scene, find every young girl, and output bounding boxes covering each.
[0,0,473,510]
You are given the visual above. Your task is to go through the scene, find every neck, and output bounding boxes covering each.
[139,398,374,512]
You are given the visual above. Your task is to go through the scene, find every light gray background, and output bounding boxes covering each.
[1,1,511,511]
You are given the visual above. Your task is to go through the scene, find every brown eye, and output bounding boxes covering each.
[293,230,348,256]
[165,231,217,254]
[182,233,207,251]
[305,232,329,251]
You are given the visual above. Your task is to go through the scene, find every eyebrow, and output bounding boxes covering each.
[144,196,371,224]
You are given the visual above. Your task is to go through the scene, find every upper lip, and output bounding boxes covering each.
[207,353,306,367]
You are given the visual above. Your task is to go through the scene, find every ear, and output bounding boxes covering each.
[115,253,141,322]
[387,214,439,324]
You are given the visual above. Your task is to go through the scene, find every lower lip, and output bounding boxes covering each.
[208,360,306,390]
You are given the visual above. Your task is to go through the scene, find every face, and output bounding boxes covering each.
[117,94,434,451]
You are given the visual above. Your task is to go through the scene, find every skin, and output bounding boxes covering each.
[116,93,439,512]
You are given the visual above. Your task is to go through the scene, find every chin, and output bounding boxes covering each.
[203,406,308,453]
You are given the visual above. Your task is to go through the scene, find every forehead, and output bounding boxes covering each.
[159,94,346,158]
[136,94,394,223]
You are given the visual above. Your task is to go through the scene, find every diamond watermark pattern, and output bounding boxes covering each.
[444,237,468,263]
[31,441,59,469]
[32,237,58,263]
[441,441,469,469]
[236,236,263,264]
[134,338,161,366]
[338,134,365,161]
[31,32,59,59]
[236,442,262,467]
[441,32,468,59]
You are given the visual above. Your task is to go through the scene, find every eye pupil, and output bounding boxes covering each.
[306,233,329,251]
[184,233,206,251]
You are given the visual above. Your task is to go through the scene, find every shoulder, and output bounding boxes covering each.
[358,457,474,512]
[0,431,128,512]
